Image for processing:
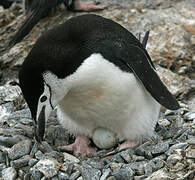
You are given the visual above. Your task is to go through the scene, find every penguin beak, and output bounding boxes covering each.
[35,105,46,142]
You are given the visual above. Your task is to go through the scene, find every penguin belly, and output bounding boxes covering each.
[57,53,161,140]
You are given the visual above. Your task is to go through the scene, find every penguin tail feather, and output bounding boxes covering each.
[8,5,47,48]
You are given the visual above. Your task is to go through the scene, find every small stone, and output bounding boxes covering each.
[158,118,171,127]
[18,169,25,178]
[186,147,195,159]
[167,154,183,165]
[184,112,195,121]
[147,168,171,180]
[100,168,112,180]
[151,142,169,155]
[10,155,31,169]
[58,171,69,180]
[86,159,104,170]
[144,161,154,176]
[69,170,80,180]
[135,144,153,159]
[128,162,145,175]
[29,166,43,179]
[81,162,101,180]
[120,149,135,163]
[8,139,32,160]
[63,152,80,163]
[35,150,45,160]
[109,162,123,172]
[178,66,188,74]
[28,158,38,167]
[107,176,116,180]
[0,136,21,147]
[77,177,83,180]
[132,155,145,162]
[112,165,134,180]
[111,154,125,163]
[92,127,118,149]
[2,167,17,180]
[165,142,188,155]
[36,158,60,178]
[150,157,164,171]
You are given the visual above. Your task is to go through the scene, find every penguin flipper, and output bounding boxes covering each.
[8,1,49,48]
[119,44,180,110]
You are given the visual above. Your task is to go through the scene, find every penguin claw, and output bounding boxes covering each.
[58,135,96,157]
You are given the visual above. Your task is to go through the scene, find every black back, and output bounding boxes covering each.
[19,14,179,121]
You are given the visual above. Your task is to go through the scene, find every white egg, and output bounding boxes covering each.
[92,127,118,149]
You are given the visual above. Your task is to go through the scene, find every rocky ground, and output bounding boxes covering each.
[0,0,195,179]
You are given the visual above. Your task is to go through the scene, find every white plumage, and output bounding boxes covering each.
[43,53,161,141]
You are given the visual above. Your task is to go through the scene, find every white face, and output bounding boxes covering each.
[36,82,54,122]
[36,71,69,123]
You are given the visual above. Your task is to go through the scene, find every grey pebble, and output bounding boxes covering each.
[36,158,60,178]
[58,171,69,180]
[8,139,32,160]
[29,166,44,179]
[151,142,169,155]
[165,142,188,155]
[107,176,116,180]
[10,155,31,169]
[81,162,101,180]
[100,168,112,180]
[0,136,21,147]
[86,159,104,170]
[69,170,80,180]
[150,157,164,171]
[167,154,183,165]
[184,112,195,121]
[128,162,145,175]
[2,167,17,180]
[120,149,135,163]
[111,153,125,163]
[35,150,45,160]
[135,144,153,159]
[28,158,38,167]
[112,165,134,180]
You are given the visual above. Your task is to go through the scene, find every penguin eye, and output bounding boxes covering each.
[40,96,47,103]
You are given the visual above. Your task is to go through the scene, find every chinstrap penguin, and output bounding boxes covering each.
[19,14,180,156]
[8,0,104,48]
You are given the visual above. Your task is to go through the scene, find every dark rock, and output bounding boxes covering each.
[10,155,31,169]
[2,167,17,180]
[29,166,44,179]
[81,162,101,180]
[58,171,69,180]
[100,168,112,180]
[69,170,80,180]
[112,165,134,180]
[28,158,38,167]
[0,135,21,147]
[8,139,32,160]
[165,142,188,155]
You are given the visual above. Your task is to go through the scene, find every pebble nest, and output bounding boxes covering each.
[0,0,195,179]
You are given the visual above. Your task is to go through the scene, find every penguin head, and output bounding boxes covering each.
[19,55,69,141]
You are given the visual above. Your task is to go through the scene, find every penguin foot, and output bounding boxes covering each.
[74,0,105,11]
[118,140,139,151]
[58,134,96,156]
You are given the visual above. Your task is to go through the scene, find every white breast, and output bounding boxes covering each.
[48,53,160,140]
